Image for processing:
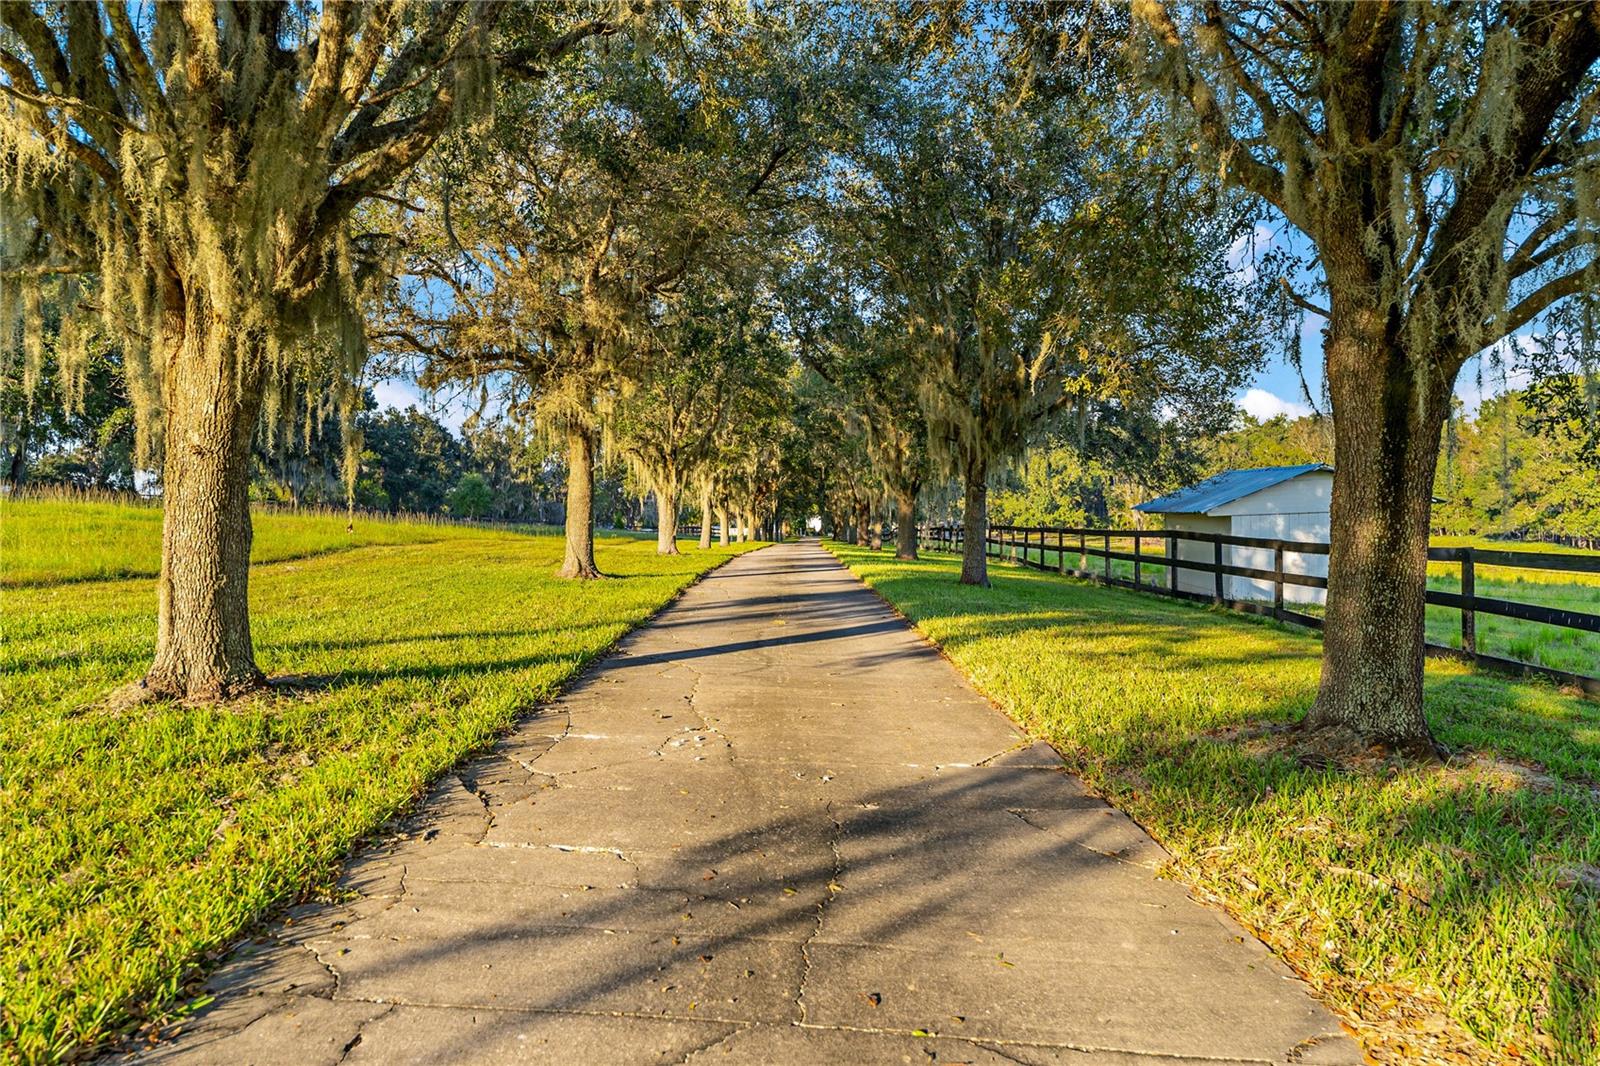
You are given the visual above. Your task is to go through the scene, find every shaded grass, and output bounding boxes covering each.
[829,542,1599,1066]
[1,517,757,1062]
[0,498,553,587]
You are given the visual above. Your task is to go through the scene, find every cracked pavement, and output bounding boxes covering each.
[120,541,1361,1065]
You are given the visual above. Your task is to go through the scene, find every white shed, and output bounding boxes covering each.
[1134,464,1333,605]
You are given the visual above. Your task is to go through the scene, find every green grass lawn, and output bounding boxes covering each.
[1,505,756,1062]
[0,497,554,587]
[831,542,1599,1066]
[990,535,1600,678]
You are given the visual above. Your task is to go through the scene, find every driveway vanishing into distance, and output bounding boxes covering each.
[131,540,1360,1065]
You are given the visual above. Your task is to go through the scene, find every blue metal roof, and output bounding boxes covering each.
[1134,464,1332,514]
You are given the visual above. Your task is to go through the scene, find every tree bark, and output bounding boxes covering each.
[559,425,602,579]
[1304,321,1445,751]
[6,420,29,487]
[895,489,918,560]
[145,308,267,700]
[741,506,755,543]
[717,503,730,546]
[655,475,680,555]
[698,485,713,550]
[854,500,869,547]
[869,508,883,551]
[959,457,989,587]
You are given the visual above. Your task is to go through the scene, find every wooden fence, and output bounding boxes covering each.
[918,523,1600,696]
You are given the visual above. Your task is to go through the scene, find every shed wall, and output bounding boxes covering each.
[1165,515,1231,597]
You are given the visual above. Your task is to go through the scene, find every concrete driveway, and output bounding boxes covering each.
[130,540,1359,1065]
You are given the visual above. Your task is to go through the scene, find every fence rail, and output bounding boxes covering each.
[918,523,1599,697]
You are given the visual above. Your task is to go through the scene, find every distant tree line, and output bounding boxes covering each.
[2,354,660,528]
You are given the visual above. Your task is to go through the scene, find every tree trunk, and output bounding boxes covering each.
[698,485,713,550]
[1303,320,1444,751]
[145,309,267,700]
[6,420,29,487]
[655,475,680,555]
[895,490,918,560]
[741,507,755,543]
[868,506,883,551]
[717,503,730,546]
[559,425,602,579]
[959,457,989,587]
[854,501,869,547]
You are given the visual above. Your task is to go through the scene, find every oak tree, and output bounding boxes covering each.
[1135,1,1600,747]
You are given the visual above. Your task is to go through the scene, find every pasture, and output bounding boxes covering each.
[0,499,755,1060]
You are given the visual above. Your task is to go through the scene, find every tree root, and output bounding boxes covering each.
[1288,719,1450,766]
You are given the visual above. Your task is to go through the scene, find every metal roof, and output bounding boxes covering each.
[1134,464,1332,515]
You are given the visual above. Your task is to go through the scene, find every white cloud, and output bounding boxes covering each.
[1226,223,1276,284]
[371,378,422,412]
[367,377,480,434]
[1238,387,1313,421]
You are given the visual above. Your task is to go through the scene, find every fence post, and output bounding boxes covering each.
[1273,545,1284,622]
[1461,547,1476,658]
[1103,533,1112,581]
[1212,537,1224,604]
[1167,533,1178,593]
[1079,531,1087,572]
[1057,530,1065,574]
[1133,533,1142,587]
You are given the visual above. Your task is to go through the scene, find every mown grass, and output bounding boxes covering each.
[1,506,757,1062]
[995,536,1599,678]
[0,497,554,587]
[829,542,1599,1066]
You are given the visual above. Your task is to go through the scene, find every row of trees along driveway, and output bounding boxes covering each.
[2,3,1596,755]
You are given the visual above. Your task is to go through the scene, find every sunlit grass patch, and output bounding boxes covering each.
[1,505,756,1062]
[828,542,1599,1066]
[0,497,550,587]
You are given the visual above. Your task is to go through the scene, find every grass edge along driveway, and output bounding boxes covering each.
[1,528,759,1063]
[825,541,1599,1066]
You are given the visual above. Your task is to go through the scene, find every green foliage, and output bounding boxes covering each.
[447,472,494,518]
[357,407,466,515]
[828,542,1600,1066]
[1202,413,1334,474]
[825,9,1266,520]
[0,503,756,1060]
[1435,391,1600,543]
[989,446,1127,527]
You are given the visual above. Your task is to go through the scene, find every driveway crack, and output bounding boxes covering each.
[795,802,846,1024]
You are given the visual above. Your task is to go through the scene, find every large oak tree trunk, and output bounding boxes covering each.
[698,485,713,550]
[655,476,680,555]
[959,457,988,587]
[146,311,267,700]
[741,506,755,543]
[1305,318,1446,751]
[895,490,918,560]
[854,501,869,547]
[717,504,730,546]
[560,425,602,579]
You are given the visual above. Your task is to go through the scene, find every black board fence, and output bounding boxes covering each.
[917,523,1599,697]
